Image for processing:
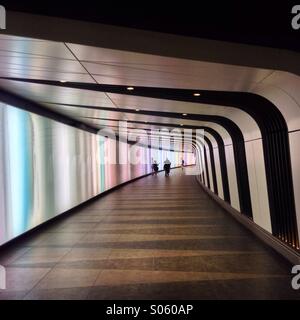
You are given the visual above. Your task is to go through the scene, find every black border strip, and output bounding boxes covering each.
[204,136,218,195]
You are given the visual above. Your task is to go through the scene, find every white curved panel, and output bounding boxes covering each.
[204,132,218,148]
[288,131,300,245]
[213,147,224,200]
[200,122,232,146]
[245,139,272,232]
[199,146,208,187]
[225,145,240,211]
[262,71,300,102]
[253,83,300,132]
[194,145,204,183]
[205,131,224,200]
[194,145,202,182]
[256,71,300,130]
[211,108,261,141]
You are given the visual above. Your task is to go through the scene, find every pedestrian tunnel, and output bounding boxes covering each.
[0,13,300,299]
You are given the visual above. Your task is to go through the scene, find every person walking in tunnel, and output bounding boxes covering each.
[152,160,159,175]
[164,158,171,176]
[151,158,155,175]
[181,158,185,170]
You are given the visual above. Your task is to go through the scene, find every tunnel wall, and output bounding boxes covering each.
[0,103,195,246]
[189,70,300,253]
[195,115,298,252]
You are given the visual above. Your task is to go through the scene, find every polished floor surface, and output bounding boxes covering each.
[0,168,299,300]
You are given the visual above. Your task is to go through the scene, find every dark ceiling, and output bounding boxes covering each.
[1,0,300,52]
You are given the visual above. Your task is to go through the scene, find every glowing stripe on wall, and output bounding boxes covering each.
[99,136,106,192]
[6,106,32,237]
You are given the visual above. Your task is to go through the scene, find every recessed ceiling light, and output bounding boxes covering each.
[182,113,187,116]
[127,86,134,91]
[60,80,67,83]
[193,92,201,96]
[135,108,140,112]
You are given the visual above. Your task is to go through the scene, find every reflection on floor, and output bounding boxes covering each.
[0,168,299,300]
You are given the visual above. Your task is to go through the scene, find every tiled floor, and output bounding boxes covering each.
[0,169,299,299]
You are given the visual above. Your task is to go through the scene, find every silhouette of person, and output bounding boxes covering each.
[181,159,185,170]
[164,158,171,176]
[152,160,159,175]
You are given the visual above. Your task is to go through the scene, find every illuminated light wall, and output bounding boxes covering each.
[0,103,195,245]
